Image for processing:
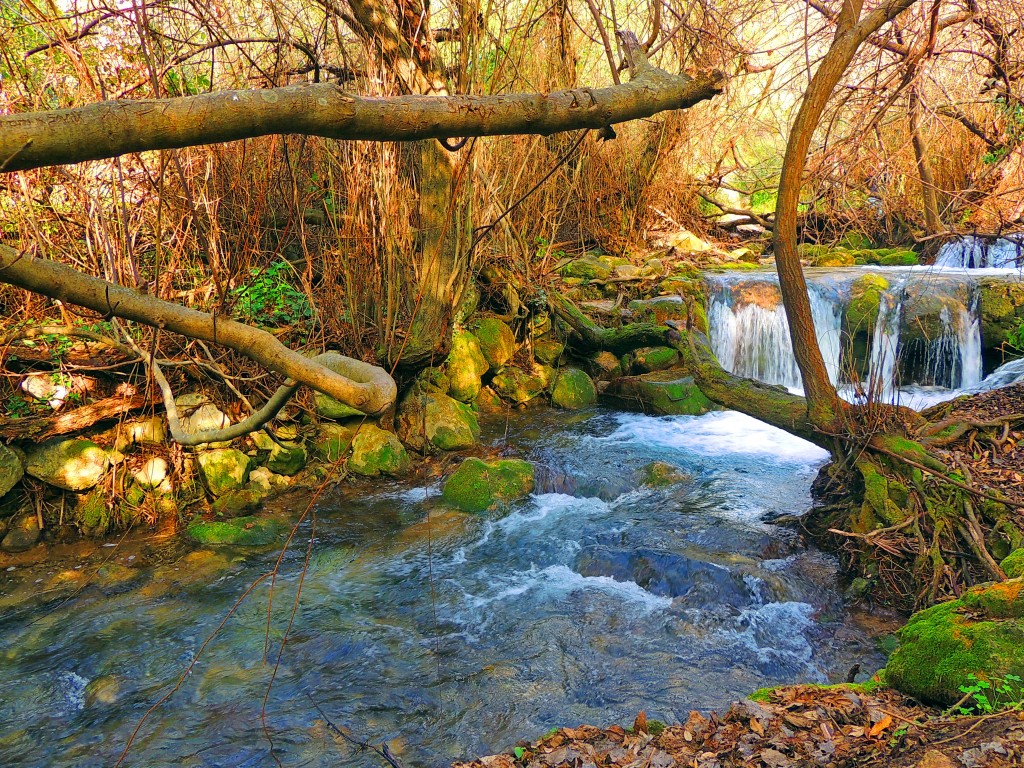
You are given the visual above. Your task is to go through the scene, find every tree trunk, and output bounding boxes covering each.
[908,86,944,235]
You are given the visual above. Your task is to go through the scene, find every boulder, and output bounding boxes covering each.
[586,351,622,381]
[441,457,535,513]
[313,392,364,421]
[1,513,40,552]
[659,230,713,253]
[603,371,714,416]
[533,339,565,366]
[0,443,24,497]
[25,438,108,491]
[886,579,1024,705]
[176,395,231,447]
[134,457,168,491]
[641,461,690,487]
[979,278,1024,351]
[252,432,307,475]
[1002,549,1024,579]
[491,365,547,404]
[197,449,251,496]
[445,330,490,402]
[550,368,597,410]
[311,423,355,462]
[211,489,265,518]
[631,346,680,373]
[114,416,166,450]
[348,425,410,476]
[187,515,281,546]
[558,257,612,281]
[397,392,480,451]
[845,272,890,333]
[472,318,517,368]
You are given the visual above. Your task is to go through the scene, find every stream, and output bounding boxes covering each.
[0,407,887,767]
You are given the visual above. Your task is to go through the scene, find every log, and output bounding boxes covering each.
[0,390,161,441]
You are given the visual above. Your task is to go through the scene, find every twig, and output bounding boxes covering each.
[306,694,406,768]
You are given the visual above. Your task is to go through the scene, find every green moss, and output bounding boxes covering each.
[349,425,410,477]
[78,488,112,536]
[748,687,774,703]
[197,449,251,496]
[211,489,264,518]
[311,424,355,462]
[632,346,680,373]
[492,366,546,404]
[471,318,517,368]
[441,457,535,514]
[641,461,689,488]
[186,515,281,546]
[857,459,905,526]
[533,339,565,366]
[1002,549,1024,579]
[550,368,597,410]
[446,331,489,402]
[878,250,918,266]
[845,273,889,332]
[559,258,612,281]
[604,372,713,416]
[839,232,874,250]
[886,580,1024,704]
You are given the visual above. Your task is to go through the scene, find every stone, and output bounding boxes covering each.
[84,675,122,707]
[441,457,535,513]
[878,249,918,266]
[313,392,365,421]
[979,278,1024,352]
[1002,549,1024,579]
[641,461,690,487]
[550,368,597,410]
[445,330,490,402]
[491,366,546,404]
[603,372,714,416]
[176,395,231,443]
[533,339,565,366]
[114,416,166,450]
[252,432,307,475]
[660,230,713,253]
[197,449,251,496]
[396,392,480,451]
[587,351,622,380]
[614,264,639,278]
[472,317,517,368]
[913,750,956,768]
[348,425,409,477]
[25,438,108,491]
[886,578,1024,704]
[632,346,680,373]
[558,257,612,281]
[134,457,168,491]
[211,488,264,518]
[187,515,281,546]
[77,488,112,537]
[845,273,890,333]
[247,466,288,496]
[311,423,355,462]
[0,443,23,498]
[1,513,40,552]
[475,386,504,412]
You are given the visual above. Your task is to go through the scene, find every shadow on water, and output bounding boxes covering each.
[0,407,894,767]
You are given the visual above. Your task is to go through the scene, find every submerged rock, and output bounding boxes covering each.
[640,461,690,488]
[348,425,410,476]
[441,457,535,513]
[550,368,597,410]
[25,438,108,491]
[886,578,1024,705]
[396,392,480,451]
[197,449,251,496]
[1,513,40,552]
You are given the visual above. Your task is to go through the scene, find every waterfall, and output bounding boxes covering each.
[934,234,1024,269]
[708,282,842,390]
[866,292,901,401]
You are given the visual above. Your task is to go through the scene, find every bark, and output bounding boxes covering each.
[908,85,943,236]
[0,391,161,441]
[0,245,397,416]
[0,70,725,174]
[773,0,916,431]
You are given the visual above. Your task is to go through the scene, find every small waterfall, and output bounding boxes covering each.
[866,292,901,400]
[934,234,1024,269]
[708,282,842,390]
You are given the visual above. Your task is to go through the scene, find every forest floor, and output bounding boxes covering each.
[453,685,1024,768]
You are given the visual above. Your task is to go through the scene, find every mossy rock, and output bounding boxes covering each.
[978,278,1024,351]
[187,515,282,546]
[1,513,40,552]
[252,432,307,476]
[550,368,597,410]
[197,449,251,496]
[77,488,113,537]
[446,330,489,402]
[396,392,480,451]
[25,438,108,491]
[211,488,265,519]
[440,458,535,514]
[472,317,517,368]
[839,232,874,250]
[349,425,410,477]
[878,249,918,266]
[640,461,689,488]
[0,443,23,498]
[630,295,709,335]
[886,579,1024,704]
[603,371,713,416]
[533,339,565,366]
[632,346,680,373]
[586,351,622,381]
[311,423,355,462]
[1002,549,1024,579]
[845,273,890,333]
[491,366,546,404]
[558,257,612,281]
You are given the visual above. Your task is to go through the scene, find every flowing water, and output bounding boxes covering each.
[934,234,1024,269]
[707,265,1024,409]
[0,409,887,767]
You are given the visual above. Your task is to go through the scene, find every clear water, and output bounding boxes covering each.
[0,408,885,767]
[934,234,1024,269]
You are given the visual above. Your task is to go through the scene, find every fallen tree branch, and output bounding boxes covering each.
[0,390,161,441]
[0,245,396,417]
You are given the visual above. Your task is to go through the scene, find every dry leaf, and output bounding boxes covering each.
[634,711,649,735]
[868,715,892,738]
[750,719,765,736]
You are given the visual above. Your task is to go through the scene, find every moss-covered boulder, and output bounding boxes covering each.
[25,438,108,491]
[348,425,410,476]
[313,392,364,421]
[472,317,517,368]
[533,339,565,366]
[979,278,1024,351]
[640,461,690,487]
[396,392,480,451]
[211,488,265,518]
[1,512,40,552]
[197,449,251,496]
[603,371,713,416]
[440,458,535,513]
[187,515,281,546]
[799,243,854,266]
[549,368,597,410]
[886,579,1024,704]
[901,287,968,345]
[878,249,918,266]
[586,351,622,381]
[491,365,547,404]
[252,432,307,476]
[631,346,680,373]
[446,330,490,402]
[1002,549,1024,579]
[76,488,113,536]
[311,423,355,462]
[559,257,612,281]
[0,443,23,498]
[845,273,890,333]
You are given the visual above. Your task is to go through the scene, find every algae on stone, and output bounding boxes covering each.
[0,443,23,498]
[197,449,251,496]
[348,425,410,476]
[440,457,535,513]
[1002,549,1024,579]
[472,317,517,368]
[396,392,480,451]
[25,438,108,491]
[550,368,597,410]
[187,515,281,546]
[446,330,490,402]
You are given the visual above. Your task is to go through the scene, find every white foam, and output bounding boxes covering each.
[56,671,88,712]
[606,411,830,466]
[723,601,821,676]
